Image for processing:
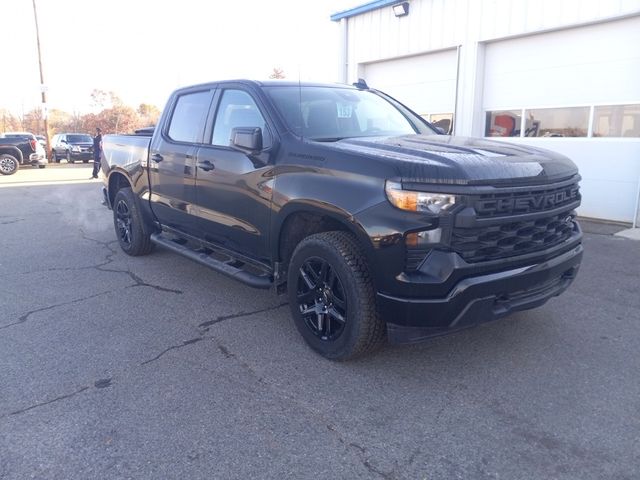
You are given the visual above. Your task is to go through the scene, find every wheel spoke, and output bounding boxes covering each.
[327,307,345,324]
[323,311,331,336]
[319,261,330,283]
[317,313,324,332]
[332,295,346,310]
[306,262,322,285]
[299,265,316,290]
[300,304,316,316]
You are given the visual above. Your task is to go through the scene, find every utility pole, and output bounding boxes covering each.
[32,0,50,155]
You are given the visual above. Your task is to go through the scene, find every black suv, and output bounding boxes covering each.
[50,133,94,163]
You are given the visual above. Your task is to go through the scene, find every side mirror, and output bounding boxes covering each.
[60,139,68,144]
[230,127,262,153]
[435,126,447,135]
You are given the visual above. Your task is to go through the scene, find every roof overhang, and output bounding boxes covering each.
[330,0,400,22]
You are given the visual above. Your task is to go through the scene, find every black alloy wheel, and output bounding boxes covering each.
[115,198,133,248]
[112,187,154,256]
[287,231,386,360]
[296,257,348,341]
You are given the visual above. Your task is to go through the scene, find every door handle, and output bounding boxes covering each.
[197,160,215,171]
[151,153,163,163]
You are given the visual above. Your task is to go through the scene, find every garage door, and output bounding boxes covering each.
[483,17,640,110]
[482,16,640,223]
[361,49,458,120]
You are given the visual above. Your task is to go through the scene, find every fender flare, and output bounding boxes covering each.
[0,146,24,164]
[272,200,375,262]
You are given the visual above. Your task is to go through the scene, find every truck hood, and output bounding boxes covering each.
[327,134,578,185]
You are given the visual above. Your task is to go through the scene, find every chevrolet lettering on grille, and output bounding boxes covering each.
[475,186,579,215]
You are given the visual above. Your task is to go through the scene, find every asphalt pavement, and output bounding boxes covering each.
[1,164,639,479]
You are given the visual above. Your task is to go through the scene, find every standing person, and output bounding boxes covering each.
[91,127,103,179]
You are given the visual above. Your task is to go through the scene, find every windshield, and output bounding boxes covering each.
[266,86,433,141]
[67,135,93,143]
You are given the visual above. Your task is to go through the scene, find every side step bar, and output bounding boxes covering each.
[150,233,272,289]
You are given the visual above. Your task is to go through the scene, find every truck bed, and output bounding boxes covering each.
[102,134,151,170]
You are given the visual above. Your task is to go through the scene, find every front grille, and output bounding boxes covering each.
[451,211,577,263]
[473,181,580,218]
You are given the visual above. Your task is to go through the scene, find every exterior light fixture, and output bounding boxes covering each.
[393,2,409,17]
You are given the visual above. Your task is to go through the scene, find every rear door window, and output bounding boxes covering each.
[167,90,214,143]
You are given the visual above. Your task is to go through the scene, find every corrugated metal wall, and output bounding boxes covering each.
[346,0,640,79]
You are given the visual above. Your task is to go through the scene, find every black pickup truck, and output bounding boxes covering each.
[0,132,48,175]
[101,80,582,360]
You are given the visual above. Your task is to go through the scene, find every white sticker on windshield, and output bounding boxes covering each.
[337,103,353,119]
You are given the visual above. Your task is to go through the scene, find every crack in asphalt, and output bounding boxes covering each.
[141,338,204,366]
[327,426,397,479]
[4,387,90,418]
[0,290,115,331]
[141,303,288,366]
[198,302,288,330]
[1,377,114,419]
[123,271,184,294]
[0,218,24,225]
[80,230,183,294]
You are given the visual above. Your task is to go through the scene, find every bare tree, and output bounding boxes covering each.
[269,67,285,79]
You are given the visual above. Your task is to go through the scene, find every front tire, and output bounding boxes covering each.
[112,187,155,256]
[66,151,73,164]
[38,165,46,169]
[0,154,19,175]
[287,231,385,360]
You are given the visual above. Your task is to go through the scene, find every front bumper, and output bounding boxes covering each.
[70,151,93,161]
[380,242,583,344]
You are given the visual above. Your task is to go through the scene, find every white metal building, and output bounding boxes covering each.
[331,0,640,226]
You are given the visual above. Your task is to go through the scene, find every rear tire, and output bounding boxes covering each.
[112,187,155,256]
[0,154,19,175]
[287,231,385,360]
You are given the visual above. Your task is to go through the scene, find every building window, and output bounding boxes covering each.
[485,111,521,137]
[524,107,589,137]
[421,113,454,134]
[592,104,640,138]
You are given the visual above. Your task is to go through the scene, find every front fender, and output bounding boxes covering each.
[270,169,388,276]
[273,199,374,255]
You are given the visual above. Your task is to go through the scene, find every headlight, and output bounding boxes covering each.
[385,181,456,214]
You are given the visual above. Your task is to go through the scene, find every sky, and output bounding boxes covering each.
[1,0,359,115]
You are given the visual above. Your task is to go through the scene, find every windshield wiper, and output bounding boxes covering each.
[310,137,348,142]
